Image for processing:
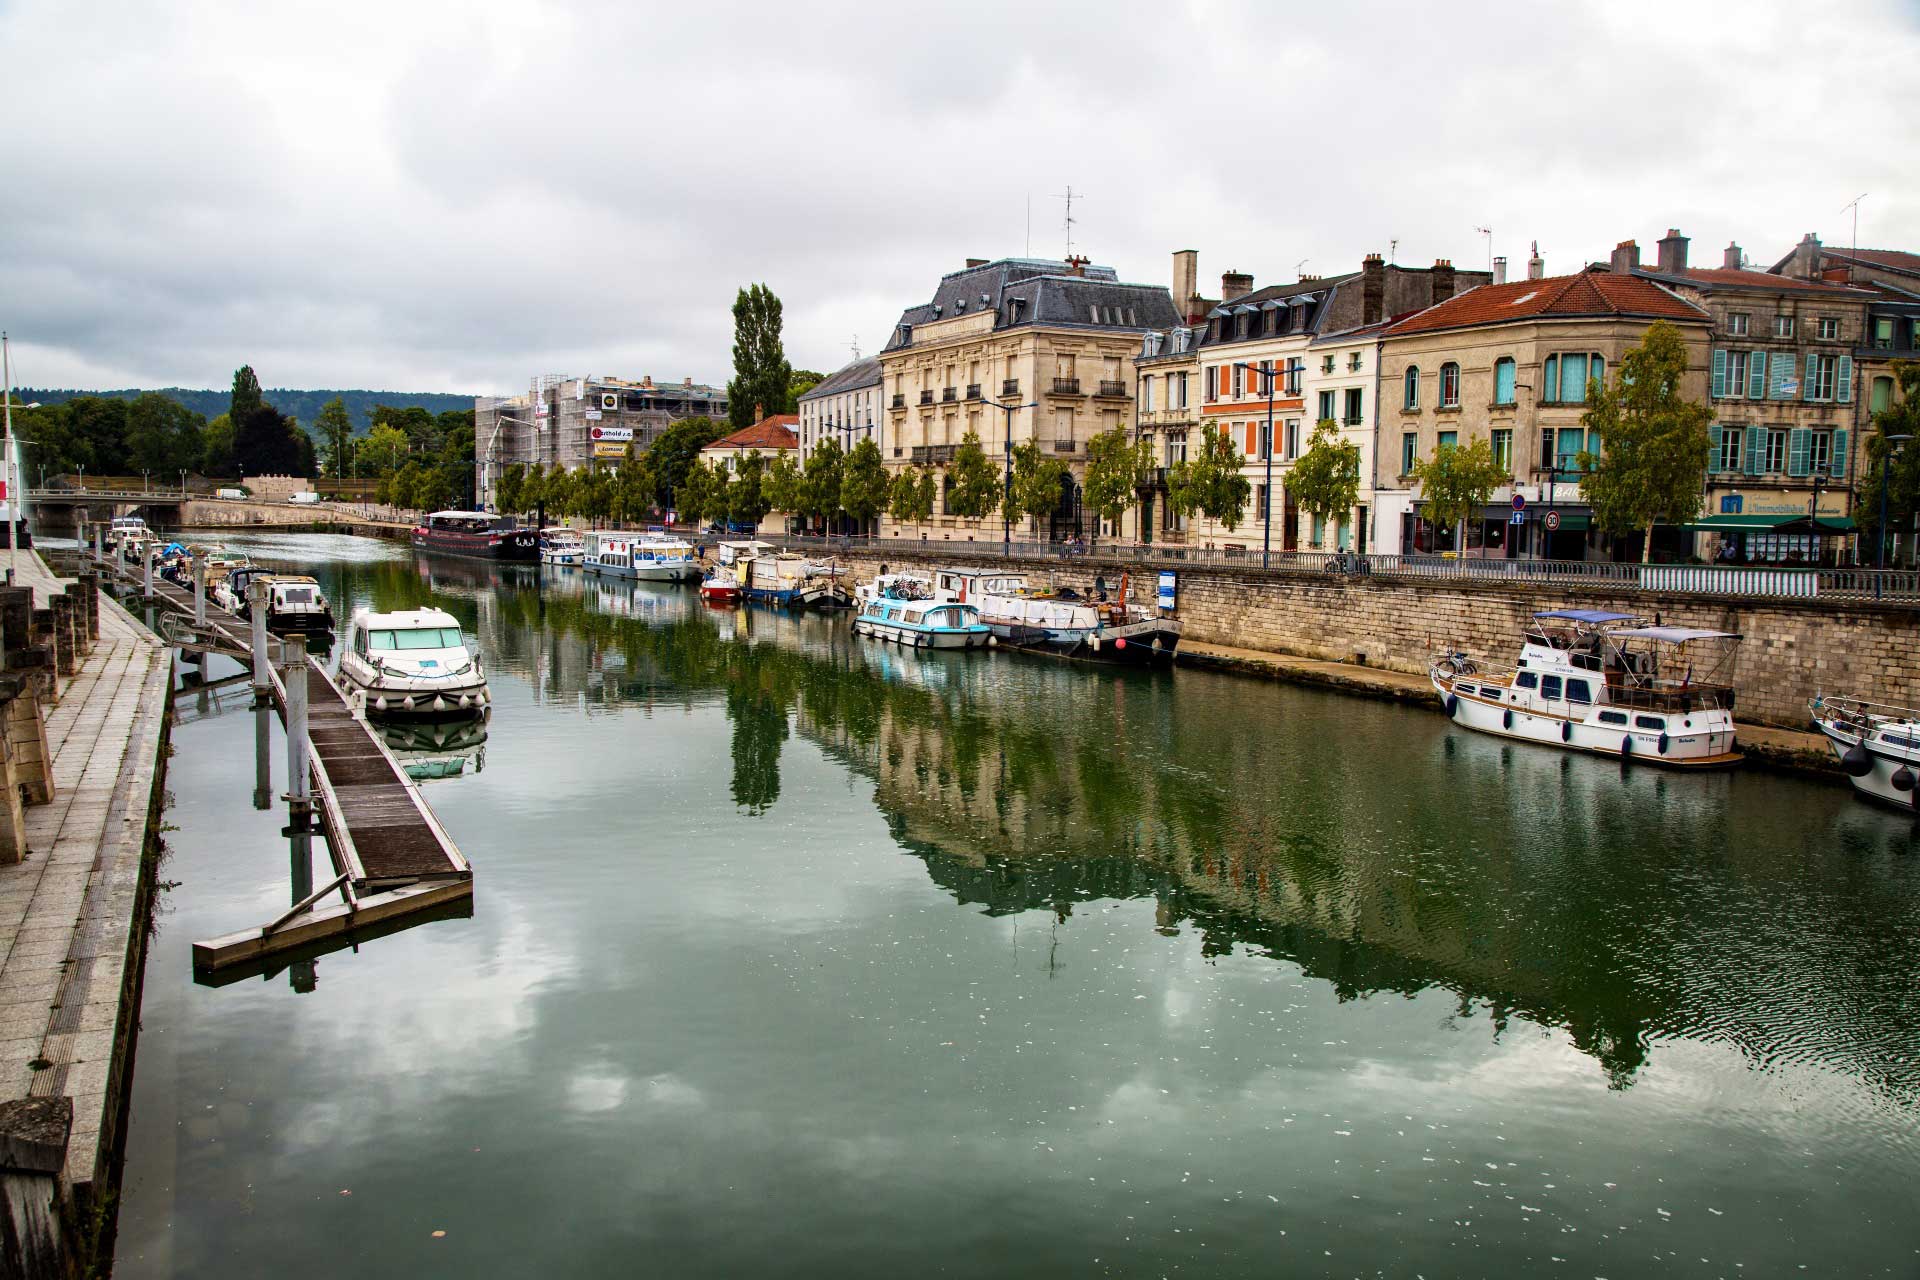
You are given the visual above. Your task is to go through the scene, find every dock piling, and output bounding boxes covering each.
[284,632,311,829]
[253,703,272,811]
[192,556,206,626]
[141,546,154,600]
[248,580,269,701]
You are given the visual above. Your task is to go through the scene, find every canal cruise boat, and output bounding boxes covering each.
[930,568,1181,665]
[412,510,540,561]
[539,528,585,566]
[582,532,701,582]
[339,606,490,720]
[1808,694,1920,810]
[852,575,992,649]
[1430,609,1743,766]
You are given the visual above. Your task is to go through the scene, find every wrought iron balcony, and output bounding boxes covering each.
[941,387,958,402]
[918,390,934,405]
[1096,379,1128,398]
[890,393,905,409]
[1052,439,1077,453]
[1051,377,1083,395]
[910,444,959,465]
[1001,378,1020,397]
[965,383,982,400]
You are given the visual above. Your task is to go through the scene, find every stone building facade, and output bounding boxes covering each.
[877,255,1180,542]
[797,357,883,464]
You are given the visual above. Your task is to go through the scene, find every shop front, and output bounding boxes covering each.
[1401,503,1594,560]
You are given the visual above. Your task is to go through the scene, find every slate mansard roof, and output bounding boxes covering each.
[798,357,883,402]
[883,258,1180,352]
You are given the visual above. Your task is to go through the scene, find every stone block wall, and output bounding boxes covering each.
[825,547,1920,728]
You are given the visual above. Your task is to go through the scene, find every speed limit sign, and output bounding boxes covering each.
[1544,510,1561,532]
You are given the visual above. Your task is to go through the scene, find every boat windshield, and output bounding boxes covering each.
[370,627,464,650]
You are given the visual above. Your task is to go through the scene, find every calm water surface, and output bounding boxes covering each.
[113,533,1920,1278]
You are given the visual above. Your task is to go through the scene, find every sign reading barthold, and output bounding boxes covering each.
[589,425,633,443]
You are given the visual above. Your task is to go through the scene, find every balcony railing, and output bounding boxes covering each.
[910,444,959,465]
[918,390,934,405]
[1001,378,1020,397]
[1096,379,1128,397]
[941,387,958,402]
[1052,439,1077,453]
[1051,377,1083,395]
[965,383,982,400]
[890,393,905,409]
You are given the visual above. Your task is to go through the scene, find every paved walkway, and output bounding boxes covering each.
[0,553,171,1189]
[1177,639,1836,775]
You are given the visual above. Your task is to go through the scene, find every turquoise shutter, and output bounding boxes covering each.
[1804,353,1818,400]
[1748,350,1767,399]
[1769,351,1790,399]
[1788,427,1811,476]
[1837,354,1853,403]
[1745,425,1766,475]
[1711,349,1727,397]
[1831,429,1849,479]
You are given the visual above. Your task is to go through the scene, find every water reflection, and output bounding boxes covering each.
[378,716,489,781]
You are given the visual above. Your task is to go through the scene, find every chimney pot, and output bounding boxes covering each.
[1527,241,1545,280]
[1221,270,1254,302]
[1656,227,1690,276]
[1723,242,1743,270]
[1431,258,1458,303]
[1492,256,1507,285]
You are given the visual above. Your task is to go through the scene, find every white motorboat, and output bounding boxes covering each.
[930,567,1181,664]
[852,574,991,649]
[339,606,489,720]
[540,528,585,566]
[582,532,701,582]
[1431,609,1743,767]
[1809,695,1920,810]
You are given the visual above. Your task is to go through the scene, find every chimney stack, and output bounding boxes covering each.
[1065,254,1090,277]
[965,257,988,268]
[1492,255,1507,285]
[1656,228,1689,276]
[1721,242,1742,270]
[1361,253,1386,324]
[1792,232,1824,280]
[1609,240,1641,274]
[1221,269,1254,302]
[1172,249,1198,319]
[1431,258,1457,303]
[1527,241,1544,280]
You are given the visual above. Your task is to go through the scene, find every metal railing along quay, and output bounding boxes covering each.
[763,534,1920,605]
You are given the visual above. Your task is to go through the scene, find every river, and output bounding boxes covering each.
[112,532,1920,1278]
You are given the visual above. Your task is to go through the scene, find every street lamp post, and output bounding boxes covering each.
[1877,433,1913,572]
[1232,360,1284,569]
[987,397,1041,556]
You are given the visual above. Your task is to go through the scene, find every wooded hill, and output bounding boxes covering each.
[13,387,475,434]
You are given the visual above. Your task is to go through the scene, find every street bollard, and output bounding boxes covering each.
[249,580,270,701]
[284,632,311,829]
[192,556,206,626]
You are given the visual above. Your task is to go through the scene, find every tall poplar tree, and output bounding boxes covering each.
[230,365,263,428]
[727,284,795,429]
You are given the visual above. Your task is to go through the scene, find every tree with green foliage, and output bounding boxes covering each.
[1165,424,1252,531]
[576,466,611,526]
[888,466,936,530]
[314,397,354,480]
[229,366,263,431]
[356,422,410,481]
[839,438,890,533]
[234,404,306,476]
[522,462,552,517]
[1287,420,1362,545]
[125,392,206,477]
[1003,440,1070,533]
[496,463,527,517]
[1857,361,1920,564]
[726,284,795,429]
[946,430,1002,520]
[763,453,803,515]
[1577,319,1715,563]
[1082,427,1154,544]
[201,413,235,477]
[1410,435,1508,551]
[373,404,439,454]
[646,416,725,508]
[790,369,826,402]
[728,451,773,529]
[677,459,730,527]
[612,450,655,525]
[801,436,844,530]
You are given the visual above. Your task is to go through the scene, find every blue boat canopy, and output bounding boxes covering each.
[1532,609,1635,623]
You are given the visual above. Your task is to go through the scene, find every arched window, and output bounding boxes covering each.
[1439,362,1461,408]
[1493,357,1516,406]
[1403,366,1420,410]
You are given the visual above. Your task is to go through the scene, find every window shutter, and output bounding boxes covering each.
[1711,349,1727,397]
[1831,429,1849,479]
[1788,427,1811,477]
[1836,355,1853,403]
[1748,350,1767,400]
[1803,353,1818,401]
[1745,425,1765,476]
[1769,350,1790,399]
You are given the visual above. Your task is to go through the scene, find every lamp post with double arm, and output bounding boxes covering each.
[1877,432,1913,573]
[987,397,1040,556]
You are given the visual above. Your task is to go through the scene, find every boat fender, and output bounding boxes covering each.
[1658,732,1670,755]
[1561,721,1571,743]
[1498,707,1511,729]
[1620,736,1633,760]
[375,696,388,711]
[1092,637,1101,651]
[1893,766,1916,793]
[1115,638,1126,651]
[1445,694,1459,719]
[1842,743,1874,777]
[987,635,997,648]
[402,696,416,710]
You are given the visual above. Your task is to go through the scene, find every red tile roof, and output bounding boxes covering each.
[1642,265,1869,295]
[1822,247,1920,277]
[705,415,799,451]
[1384,270,1706,337]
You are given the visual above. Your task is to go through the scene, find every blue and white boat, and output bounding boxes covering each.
[583,532,701,582]
[852,574,992,649]
[741,551,830,607]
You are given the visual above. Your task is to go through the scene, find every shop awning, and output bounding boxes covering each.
[1688,514,1857,531]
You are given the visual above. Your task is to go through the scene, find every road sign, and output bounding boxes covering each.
[1509,512,1524,525]
[1544,510,1562,532]
[1511,492,1526,511]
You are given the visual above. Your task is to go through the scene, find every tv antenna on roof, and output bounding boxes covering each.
[1055,186,1078,257]
[1475,225,1493,270]
[850,334,861,361]
[1841,193,1867,258]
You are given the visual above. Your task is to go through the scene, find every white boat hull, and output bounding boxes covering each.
[852,617,991,649]
[1434,672,1740,766]
[1812,717,1920,810]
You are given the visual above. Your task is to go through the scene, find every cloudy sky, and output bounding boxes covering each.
[4,0,1917,397]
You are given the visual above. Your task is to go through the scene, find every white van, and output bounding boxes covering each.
[215,488,245,500]
[288,491,322,505]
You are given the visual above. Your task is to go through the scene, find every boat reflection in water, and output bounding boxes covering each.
[376,715,488,781]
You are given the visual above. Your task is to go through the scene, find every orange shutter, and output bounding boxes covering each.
[1244,423,1256,454]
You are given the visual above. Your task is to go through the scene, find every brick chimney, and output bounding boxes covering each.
[1610,240,1641,274]
[1361,253,1385,324]
[641,375,654,389]
[1723,242,1743,270]
[1221,269,1253,302]
[1656,228,1689,276]
[1065,254,1090,276]
[965,257,988,268]
[1492,256,1507,285]
[1431,258,1457,303]
[1172,249,1198,318]
[1789,232,1824,280]
[1527,241,1544,280]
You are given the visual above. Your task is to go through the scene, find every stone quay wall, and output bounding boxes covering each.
[820,547,1919,729]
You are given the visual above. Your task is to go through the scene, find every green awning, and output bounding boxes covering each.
[1688,514,1857,531]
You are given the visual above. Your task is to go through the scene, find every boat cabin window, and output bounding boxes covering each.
[1456,683,1477,696]
[1565,678,1593,704]
[276,587,314,604]
[1540,675,1562,700]
[1515,672,1537,690]
[1634,714,1665,730]
[1598,710,1628,726]
[1570,652,1602,672]
[905,610,925,624]
[354,630,368,658]
[370,627,463,651]
[1881,733,1915,751]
